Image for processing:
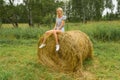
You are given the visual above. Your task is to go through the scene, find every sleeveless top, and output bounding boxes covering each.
[56,15,67,32]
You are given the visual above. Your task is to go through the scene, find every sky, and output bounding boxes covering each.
[4,0,118,16]
[5,0,23,4]
[102,0,118,16]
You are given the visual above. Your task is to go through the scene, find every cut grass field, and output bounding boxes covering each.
[0,40,120,80]
[0,21,120,80]
[0,40,74,80]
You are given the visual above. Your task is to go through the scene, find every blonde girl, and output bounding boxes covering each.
[39,7,67,51]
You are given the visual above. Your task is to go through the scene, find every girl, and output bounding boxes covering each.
[39,7,66,51]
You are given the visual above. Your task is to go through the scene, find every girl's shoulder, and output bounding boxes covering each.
[62,15,67,20]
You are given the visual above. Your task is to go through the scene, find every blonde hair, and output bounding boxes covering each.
[56,7,63,17]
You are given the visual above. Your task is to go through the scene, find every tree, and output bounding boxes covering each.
[1,0,23,28]
[67,0,114,22]
[117,0,120,19]
[102,0,117,20]
[23,0,34,27]
[0,0,4,28]
[23,0,63,27]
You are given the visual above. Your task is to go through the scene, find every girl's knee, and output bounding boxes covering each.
[53,30,56,34]
[45,31,50,35]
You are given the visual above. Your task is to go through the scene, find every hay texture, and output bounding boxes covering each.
[38,30,93,72]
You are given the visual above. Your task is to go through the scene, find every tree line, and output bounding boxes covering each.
[0,0,120,27]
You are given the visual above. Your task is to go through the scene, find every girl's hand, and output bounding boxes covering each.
[58,27,61,30]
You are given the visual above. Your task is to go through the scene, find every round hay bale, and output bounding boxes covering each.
[37,30,93,72]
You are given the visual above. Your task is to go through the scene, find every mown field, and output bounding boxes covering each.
[0,21,120,80]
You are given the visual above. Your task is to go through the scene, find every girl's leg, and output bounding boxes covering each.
[53,30,62,51]
[42,30,53,44]
[39,30,53,48]
[53,30,62,44]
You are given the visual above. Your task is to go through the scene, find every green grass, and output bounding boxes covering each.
[0,40,74,80]
[86,42,120,80]
[66,21,120,41]
[1,21,120,41]
[0,27,48,40]
[0,21,120,80]
[0,40,120,80]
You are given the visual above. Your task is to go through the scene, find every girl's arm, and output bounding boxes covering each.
[58,20,65,30]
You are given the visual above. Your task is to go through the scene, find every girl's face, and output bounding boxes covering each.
[56,9,62,16]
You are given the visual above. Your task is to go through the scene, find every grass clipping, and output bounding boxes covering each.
[38,30,93,72]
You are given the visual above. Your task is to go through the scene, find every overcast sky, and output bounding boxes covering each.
[4,0,118,16]
[103,0,118,16]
